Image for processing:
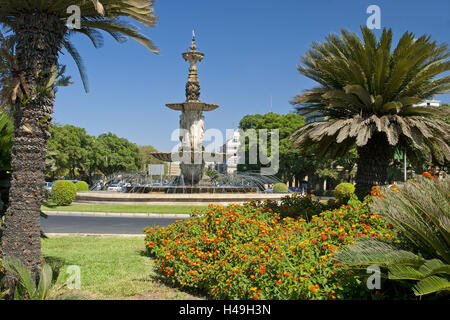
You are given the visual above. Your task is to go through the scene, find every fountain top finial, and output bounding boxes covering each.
[190,30,197,51]
[165,32,219,111]
[183,31,204,64]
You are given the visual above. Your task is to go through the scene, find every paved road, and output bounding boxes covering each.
[40,215,181,235]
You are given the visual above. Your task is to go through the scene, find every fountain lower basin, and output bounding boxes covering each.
[124,185,258,194]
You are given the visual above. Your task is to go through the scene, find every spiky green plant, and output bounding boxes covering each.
[338,176,450,296]
[1,257,87,300]
[290,26,450,199]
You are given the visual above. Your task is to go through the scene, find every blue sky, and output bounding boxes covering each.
[54,0,450,151]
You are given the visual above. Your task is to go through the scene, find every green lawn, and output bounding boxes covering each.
[41,203,209,214]
[42,236,202,300]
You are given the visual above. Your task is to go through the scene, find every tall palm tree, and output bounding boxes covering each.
[0,0,158,283]
[0,31,72,224]
[290,27,450,199]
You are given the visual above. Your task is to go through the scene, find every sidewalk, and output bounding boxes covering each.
[42,211,190,219]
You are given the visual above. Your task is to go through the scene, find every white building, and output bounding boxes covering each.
[216,130,241,174]
[414,99,441,107]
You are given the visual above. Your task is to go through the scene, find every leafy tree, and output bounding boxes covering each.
[138,145,166,173]
[0,0,158,285]
[47,125,95,179]
[290,27,450,199]
[238,112,305,183]
[96,133,142,176]
[307,147,358,192]
[238,112,356,190]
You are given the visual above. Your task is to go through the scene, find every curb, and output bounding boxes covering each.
[42,211,190,219]
[44,233,145,237]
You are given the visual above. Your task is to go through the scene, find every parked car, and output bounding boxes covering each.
[44,182,53,192]
[107,183,123,192]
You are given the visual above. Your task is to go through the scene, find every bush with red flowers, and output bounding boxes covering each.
[144,198,397,300]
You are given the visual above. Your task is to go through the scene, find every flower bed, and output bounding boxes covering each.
[144,198,396,299]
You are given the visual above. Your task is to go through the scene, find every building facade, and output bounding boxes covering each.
[215,130,241,174]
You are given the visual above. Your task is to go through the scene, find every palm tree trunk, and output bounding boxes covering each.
[1,13,65,292]
[355,132,392,199]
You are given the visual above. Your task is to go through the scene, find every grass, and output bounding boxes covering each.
[42,236,203,300]
[41,203,209,214]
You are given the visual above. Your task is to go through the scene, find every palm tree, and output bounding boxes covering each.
[290,27,450,199]
[0,0,158,285]
[0,33,72,226]
[338,176,450,297]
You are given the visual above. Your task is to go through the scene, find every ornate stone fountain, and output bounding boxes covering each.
[151,32,223,186]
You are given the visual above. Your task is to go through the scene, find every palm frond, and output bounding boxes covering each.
[290,26,450,166]
[413,275,450,296]
[338,176,450,296]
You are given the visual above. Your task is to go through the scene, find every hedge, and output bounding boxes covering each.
[273,183,288,193]
[75,181,89,192]
[52,180,77,206]
[334,183,355,202]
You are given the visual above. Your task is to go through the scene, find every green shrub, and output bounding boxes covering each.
[253,194,327,220]
[273,183,288,193]
[51,180,77,206]
[145,201,395,300]
[327,198,336,207]
[334,183,355,202]
[75,181,89,192]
